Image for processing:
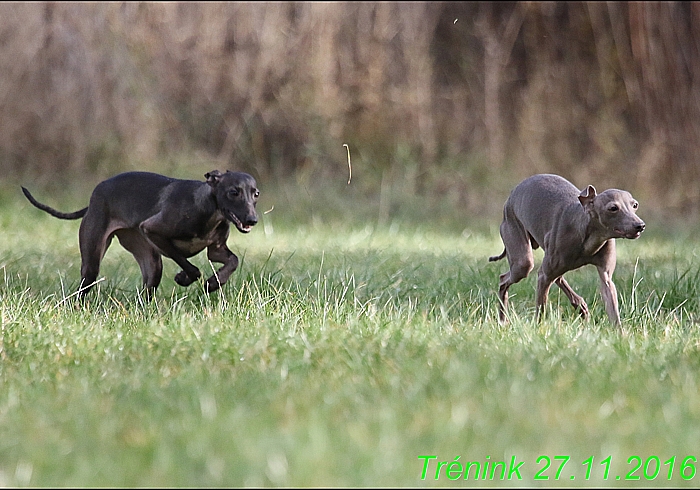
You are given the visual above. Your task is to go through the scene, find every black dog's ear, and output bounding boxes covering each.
[205,170,223,187]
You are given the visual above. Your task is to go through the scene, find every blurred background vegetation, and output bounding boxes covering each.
[1,1,698,225]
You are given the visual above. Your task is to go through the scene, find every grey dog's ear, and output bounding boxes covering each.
[205,170,223,187]
[578,185,597,208]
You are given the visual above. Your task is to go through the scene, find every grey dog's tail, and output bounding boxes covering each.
[489,248,506,262]
[21,187,88,220]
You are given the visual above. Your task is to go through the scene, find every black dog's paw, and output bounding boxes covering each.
[204,276,222,293]
[174,270,200,287]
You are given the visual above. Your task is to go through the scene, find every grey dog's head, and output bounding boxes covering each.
[205,170,259,233]
[579,185,645,239]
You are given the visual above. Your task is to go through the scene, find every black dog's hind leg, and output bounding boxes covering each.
[77,210,113,299]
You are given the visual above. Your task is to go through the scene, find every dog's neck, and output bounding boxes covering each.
[582,213,613,256]
[194,183,217,210]
[583,235,612,256]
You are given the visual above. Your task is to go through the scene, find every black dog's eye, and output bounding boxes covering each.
[227,189,240,198]
[254,190,260,198]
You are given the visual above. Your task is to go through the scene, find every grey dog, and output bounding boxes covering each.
[489,173,645,325]
[22,170,259,299]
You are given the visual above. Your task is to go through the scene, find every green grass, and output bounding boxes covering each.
[2,186,700,487]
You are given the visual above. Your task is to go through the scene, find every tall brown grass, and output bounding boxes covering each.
[1,2,699,217]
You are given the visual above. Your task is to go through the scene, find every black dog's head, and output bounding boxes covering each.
[205,170,259,233]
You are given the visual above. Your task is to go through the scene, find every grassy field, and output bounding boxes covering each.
[1,181,700,487]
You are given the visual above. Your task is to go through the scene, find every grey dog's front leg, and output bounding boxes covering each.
[594,242,621,326]
[597,267,621,325]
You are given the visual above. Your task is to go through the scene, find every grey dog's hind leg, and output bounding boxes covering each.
[496,217,534,323]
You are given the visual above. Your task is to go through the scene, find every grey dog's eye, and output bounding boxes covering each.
[254,190,260,198]
[632,201,639,209]
[609,205,619,212]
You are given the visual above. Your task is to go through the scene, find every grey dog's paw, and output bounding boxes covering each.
[574,300,590,320]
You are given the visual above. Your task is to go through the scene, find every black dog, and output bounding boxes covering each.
[22,170,259,299]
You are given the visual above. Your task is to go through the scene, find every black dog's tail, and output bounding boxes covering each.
[489,248,506,262]
[21,187,88,220]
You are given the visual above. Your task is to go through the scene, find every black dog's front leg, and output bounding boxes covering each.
[139,219,202,286]
[173,269,201,287]
[204,242,239,293]
[203,225,239,293]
